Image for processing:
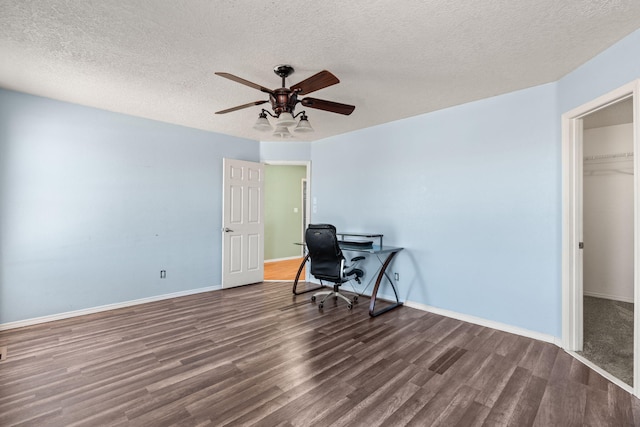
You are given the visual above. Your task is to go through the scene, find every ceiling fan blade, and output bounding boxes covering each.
[215,100,268,114]
[215,72,274,95]
[300,97,355,115]
[290,70,340,95]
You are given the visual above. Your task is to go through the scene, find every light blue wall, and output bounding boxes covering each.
[309,27,640,338]
[0,89,259,323]
[260,141,311,162]
[558,29,640,114]
[311,83,561,336]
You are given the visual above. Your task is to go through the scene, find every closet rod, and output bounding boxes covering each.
[583,152,634,161]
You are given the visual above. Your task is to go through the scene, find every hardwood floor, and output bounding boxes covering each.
[1,281,640,426]
[264,258,305,281]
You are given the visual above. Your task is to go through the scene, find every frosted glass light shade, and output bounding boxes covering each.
[272,125,293,138]
[275,112,296,127]
[253,116,272,131]
[294,118,314,133]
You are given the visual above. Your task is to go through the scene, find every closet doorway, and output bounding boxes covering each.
[263,161,310,281]
[563,80,640,395]
[580,98,634,386]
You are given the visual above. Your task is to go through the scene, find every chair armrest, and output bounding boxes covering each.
[351,256,365,262]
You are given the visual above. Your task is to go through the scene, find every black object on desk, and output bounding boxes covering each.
[337,239,373,248]
[293,231,404,317]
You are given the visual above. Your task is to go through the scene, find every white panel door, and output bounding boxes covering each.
[222,158,264,288]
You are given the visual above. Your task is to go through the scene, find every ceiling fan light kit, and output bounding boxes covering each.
[252,108,314,135]
[215,65,355,138]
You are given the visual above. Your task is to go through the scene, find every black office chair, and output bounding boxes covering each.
[305,224,365,310]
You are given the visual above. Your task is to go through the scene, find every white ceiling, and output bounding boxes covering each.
[1,1,640,142]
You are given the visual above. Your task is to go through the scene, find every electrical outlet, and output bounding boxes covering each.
[160,270,166,279]
[394,273,399,281]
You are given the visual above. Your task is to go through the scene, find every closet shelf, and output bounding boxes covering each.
[584,152,633,161]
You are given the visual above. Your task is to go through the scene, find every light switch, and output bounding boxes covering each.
[293,207,298,213]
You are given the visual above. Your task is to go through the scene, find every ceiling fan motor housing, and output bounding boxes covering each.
[271,88,299,116]
[271,65,298,116]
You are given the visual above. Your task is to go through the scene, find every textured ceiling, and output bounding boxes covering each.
[1,1,640,142]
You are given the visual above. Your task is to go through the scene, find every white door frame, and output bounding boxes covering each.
[562,79,640,394]
[301,177,308,251]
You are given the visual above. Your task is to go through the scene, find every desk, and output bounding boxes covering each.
[293,233,403,317]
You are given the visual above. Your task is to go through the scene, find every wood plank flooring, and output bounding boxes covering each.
[1,281,640,426]
[264,258,305,281]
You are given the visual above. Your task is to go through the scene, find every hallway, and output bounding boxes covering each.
[264,258,305,281]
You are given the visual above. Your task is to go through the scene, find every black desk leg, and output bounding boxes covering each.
[292,254,323,295]
[369,250,403,317]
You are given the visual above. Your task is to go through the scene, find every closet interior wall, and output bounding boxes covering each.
[583,123,634,302]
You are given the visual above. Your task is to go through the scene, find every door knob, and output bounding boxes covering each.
[223,227,234,233]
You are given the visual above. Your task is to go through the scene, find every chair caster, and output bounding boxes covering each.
[311,295,316,302]
[353,295,358,302]
[347,304,353,310]
[318,303,324,309]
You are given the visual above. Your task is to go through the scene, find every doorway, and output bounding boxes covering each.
[562,80,640,394]
[263,161,311,281]
[579,98,634,386]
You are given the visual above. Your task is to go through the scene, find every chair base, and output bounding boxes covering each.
[311,287,358,310]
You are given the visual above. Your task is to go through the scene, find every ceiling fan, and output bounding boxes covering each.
[215,65,355,136]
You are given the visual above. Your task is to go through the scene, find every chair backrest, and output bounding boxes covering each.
[305,224,344,282]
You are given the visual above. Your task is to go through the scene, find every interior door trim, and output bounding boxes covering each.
[561,79,640,395]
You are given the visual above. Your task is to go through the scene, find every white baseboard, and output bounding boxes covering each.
[583,290,634,304]
[404,300,562,346]
[303,282,560,346]
[0,285,221,331]
[304,283,561,346]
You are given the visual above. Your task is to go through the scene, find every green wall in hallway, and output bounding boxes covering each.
[264,165,306,260]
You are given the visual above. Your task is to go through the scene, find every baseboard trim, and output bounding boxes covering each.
[404,300,562,346]
[304,284,561,345]
[0,285,222,331]
[583,290,634,304]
